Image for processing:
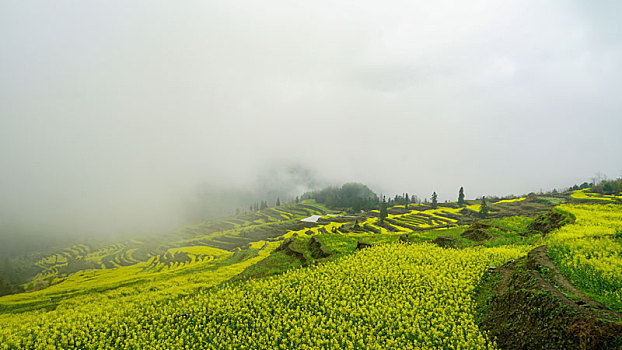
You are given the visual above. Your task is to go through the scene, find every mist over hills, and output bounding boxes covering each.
[0,162,324,256]
[183,163,328,221]
[2,1,622,251]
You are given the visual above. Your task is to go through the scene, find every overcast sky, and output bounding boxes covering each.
[1,1,621,236]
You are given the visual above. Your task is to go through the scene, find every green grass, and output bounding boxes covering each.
[536,197,566,205]
[229,251,302,282]
[482,216,533,233]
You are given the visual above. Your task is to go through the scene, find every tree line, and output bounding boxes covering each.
[301,183,379,211]
[245,183,497,220]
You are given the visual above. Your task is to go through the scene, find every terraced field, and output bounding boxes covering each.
[4,196,548,308]
[570,188,622,203]
[23,202,327,289]
[1,190,621,348]
[0,243,529,349]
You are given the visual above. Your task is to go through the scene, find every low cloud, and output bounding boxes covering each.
[1,0,621,240]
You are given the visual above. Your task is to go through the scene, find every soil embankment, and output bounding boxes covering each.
[476,245,622,349]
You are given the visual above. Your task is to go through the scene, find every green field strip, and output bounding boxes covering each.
[272,208,295,219]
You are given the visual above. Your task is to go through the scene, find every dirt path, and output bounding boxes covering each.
[528,245,622,322]
[494,260,514,295]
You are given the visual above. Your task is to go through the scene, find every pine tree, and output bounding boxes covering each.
[379,198,388,225]
[458,187,465,207]
[431,192,438,209]
[276,197,281,206]
[479,196,489,218]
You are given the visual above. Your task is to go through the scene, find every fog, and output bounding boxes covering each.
[1,1,621,239]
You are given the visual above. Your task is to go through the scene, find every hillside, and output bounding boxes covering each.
[1,188,621,349]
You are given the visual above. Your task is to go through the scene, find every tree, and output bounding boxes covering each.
[260,201,268,210]
[379,198,388,225]
[276,197,281,206]
[458,187,465,206]
[295,196,299,204]
[412,195,420,204]
[431,192,438,209]
[603,182,614,194]
[479,196,489,218]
